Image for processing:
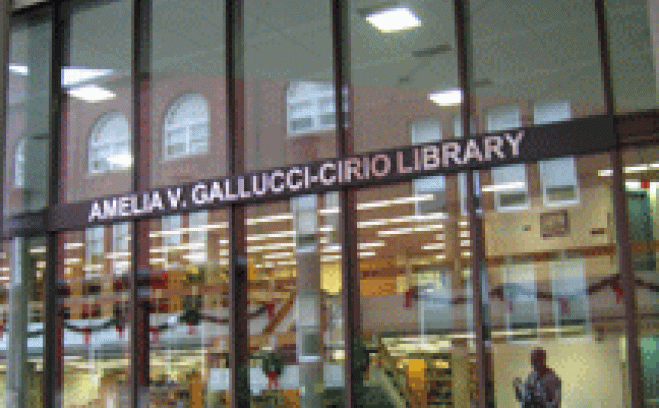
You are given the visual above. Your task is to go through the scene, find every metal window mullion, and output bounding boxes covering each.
[454,1,492,408]
[226,1,249,408]
[44,1,68,407]
[593,1,644,407]
[332,1,360,407]
[130,1,152,408]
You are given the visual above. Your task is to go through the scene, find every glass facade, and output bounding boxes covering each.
[2,1,659,408]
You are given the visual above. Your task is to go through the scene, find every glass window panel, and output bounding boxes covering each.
[62,227,131,408]
[607,0,659,112]
[4,238,45,408]
[247,196,344,406]
[357,182,474,407]
[484,153,629,408]
[64,0,132,202]
[622,145,659,406]
[352,1,459,153]
[245,1,335,172]
[150,0,226,188]
[471,0,605,121]
[147,210,229,407]
[4,9,51,215]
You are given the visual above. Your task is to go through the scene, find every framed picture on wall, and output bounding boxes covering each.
[540,210,570,238]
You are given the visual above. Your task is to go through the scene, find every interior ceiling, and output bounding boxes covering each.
[9,0,655,105]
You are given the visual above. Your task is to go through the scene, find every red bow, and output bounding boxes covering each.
[82,327,91,344]
[266,371,279,389]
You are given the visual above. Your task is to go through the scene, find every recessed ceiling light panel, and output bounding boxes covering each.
[365,6,421,33]
[428,89,463,106]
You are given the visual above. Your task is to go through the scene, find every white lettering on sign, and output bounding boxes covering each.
[87,130,530,222]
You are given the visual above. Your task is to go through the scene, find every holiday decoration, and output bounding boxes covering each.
[404,286,417,308]
[266,302,276,319]
[261,352,283,389]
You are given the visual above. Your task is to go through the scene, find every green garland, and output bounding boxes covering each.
[261,352,283,376]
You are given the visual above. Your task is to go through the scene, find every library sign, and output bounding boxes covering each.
[84,115,614,224]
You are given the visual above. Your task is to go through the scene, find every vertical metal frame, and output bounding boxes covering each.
[594,1,644,407]
[130,0,152,407]
[226,1,250,407]
[453,1,492,407]
[44,1,68,407]
[332,1,360,407]
[0,0,9,226]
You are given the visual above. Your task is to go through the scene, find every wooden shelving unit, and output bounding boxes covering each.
[426,353,453,407]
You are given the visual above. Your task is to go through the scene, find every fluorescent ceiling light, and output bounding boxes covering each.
[599,163,659,177]
[357,194,433,210]
[64,242,84,250]
[321,254,341,262]
[428,89,463,106]
[68,85,116,102]
[263,252,293,260]
[365,6,421,33]
[247,231,296,241]
[247,213,293,225]
[625,165,648,173]
[62,67,114,87]
[358,212,447,228]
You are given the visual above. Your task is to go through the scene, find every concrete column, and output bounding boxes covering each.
[293,195,323,408]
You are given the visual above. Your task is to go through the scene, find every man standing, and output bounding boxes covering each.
[513,347,561,408]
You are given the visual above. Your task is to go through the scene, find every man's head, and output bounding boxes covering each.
[530,347,547,373]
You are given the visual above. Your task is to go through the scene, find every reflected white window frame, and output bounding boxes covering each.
[286,81,335,136]
[503,263,539,341]
[535,101,580,207]
[417,268,453,335]
[188,211,209,264]
[162,215,181,268]
[550,258,590,337]
[410,119,446,215]
[163,93,210,159]
[14,138,25,187]
[487,106,529,212]
[84,226,104,280]
[88,112,131,174]
[112,223,130,277]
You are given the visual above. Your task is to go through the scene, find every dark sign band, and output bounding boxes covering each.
[29,115,615,232]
